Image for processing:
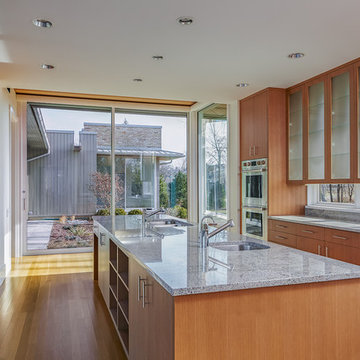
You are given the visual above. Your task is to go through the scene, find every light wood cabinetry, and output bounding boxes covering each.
[239,88,307,220]
[98,226,110,307]
[240,91,267,160]
[129,258,174,360]
[287,58,360,183]
[269,219,360,265]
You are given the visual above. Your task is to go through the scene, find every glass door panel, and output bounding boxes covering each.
[288,90,303,180]
[308,81,325,179]
[331,72,350,179]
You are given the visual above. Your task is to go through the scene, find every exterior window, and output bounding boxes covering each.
[198,104,228,222]
[125,157,156,208]
[319,184,355,204]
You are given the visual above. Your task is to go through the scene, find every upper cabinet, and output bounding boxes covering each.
[288,88,303,180]
[240,91,268,160]
[287,62,358,183]
[330,70,351,180]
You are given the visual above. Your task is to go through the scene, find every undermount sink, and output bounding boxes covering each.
[210,241,270,251]
[148,219,192,228]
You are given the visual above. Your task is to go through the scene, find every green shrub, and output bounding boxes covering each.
[70,226,89,237]
[115,208,127,215]
[175,206,187,219]
[96,209,110,216]
[127,209,143,215]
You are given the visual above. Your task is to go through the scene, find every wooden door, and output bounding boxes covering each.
[146,273,174,359]
[297,236,324,255]
[240,97,254,160]
[252,91,268,158]
[129,258,174,360]
[129,259,148,360]
[325,242,359,264]
[98,228,109,307]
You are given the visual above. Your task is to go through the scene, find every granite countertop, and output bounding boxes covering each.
[94,215,360,296]
[268,215,360,233]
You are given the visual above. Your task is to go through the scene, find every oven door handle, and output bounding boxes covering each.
[243,205,267,211]
[242,168,267,173]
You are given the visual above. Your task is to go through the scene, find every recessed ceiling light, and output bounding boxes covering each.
[41,64,55,69]
[152,55,164,60]
[288,52,305,59]
[177,17,193,25]
[32,19,53,28]
[236,83,249,88]
[133,78,143,82]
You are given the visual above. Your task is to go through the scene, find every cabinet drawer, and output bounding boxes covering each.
[268,230,297,248]
[297,224,324,240]
[325,228,358,248]
[269,220,298,235]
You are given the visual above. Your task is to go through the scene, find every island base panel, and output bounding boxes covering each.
[174,279,360,360]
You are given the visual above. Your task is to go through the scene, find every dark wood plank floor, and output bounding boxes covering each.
[0,254,126,360]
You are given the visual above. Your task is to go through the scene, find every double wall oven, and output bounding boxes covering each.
[241,158,267,240]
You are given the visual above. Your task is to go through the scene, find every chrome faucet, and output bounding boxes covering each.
[200,218,235,247]
[142,208,165,236]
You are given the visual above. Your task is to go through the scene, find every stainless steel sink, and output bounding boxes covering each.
[148,219,192,228]
[210,241,270,251]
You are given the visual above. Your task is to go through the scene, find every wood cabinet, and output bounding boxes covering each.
[269,219,360,265]
[98,226,110,307]
[239,88,307,221]
[287,58,360,183]
[240,91,267,160]
[129,258,173,360]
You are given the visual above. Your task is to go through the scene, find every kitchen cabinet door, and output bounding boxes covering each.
[288,88,304,181]
[129,258,174,360]
[98,228,109,307]
[325,242,354,264]
[297,236,324,256]
[252,91,268,159]
[307,80,325,180]
[330,69,351,179]
[240,97,254,160]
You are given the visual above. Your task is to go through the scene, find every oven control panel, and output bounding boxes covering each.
[242,158,267,171]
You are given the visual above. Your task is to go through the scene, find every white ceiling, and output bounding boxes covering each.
[1,0,360,103]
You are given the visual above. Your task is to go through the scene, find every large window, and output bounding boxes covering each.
[198,104,228,222]
[319,184,355,204]
[26,104,187,253]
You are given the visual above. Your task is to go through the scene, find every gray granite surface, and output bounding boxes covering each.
[94,215,360,296]
[268,215,360,232]
[305,206,360,223]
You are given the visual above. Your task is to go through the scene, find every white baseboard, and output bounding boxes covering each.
[0,264,5,287]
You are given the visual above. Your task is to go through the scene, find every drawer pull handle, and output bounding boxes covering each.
[332,235,347,240]
[100,233,105,246]
[276,225,287,229]
[276,235,287,240]
[137,276,146,302]
[325,246,328,257]
[302,230,314,234]
[318,245,321,255]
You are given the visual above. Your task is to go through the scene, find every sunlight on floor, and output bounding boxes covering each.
[10,253,93,277]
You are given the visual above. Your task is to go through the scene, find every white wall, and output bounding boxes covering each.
[0,88,16,285]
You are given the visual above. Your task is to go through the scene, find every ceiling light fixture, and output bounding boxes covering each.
[152,55,164,60]
[133,78,143,82]
[32,19,53,28]
[177,17,193,25]
[41,64,55,69]
[288,52,305,59]
[236,83,249,88]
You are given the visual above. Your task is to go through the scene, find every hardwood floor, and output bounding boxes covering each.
[0,253,126,360]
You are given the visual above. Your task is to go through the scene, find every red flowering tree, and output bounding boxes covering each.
[89,172,124,209]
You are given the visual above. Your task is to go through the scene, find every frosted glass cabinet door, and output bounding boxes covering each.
[288,90,303,180]
[308,82,325,179]
[331,72,350,179]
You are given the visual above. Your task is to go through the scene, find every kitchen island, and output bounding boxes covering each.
[93,215,360,360]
